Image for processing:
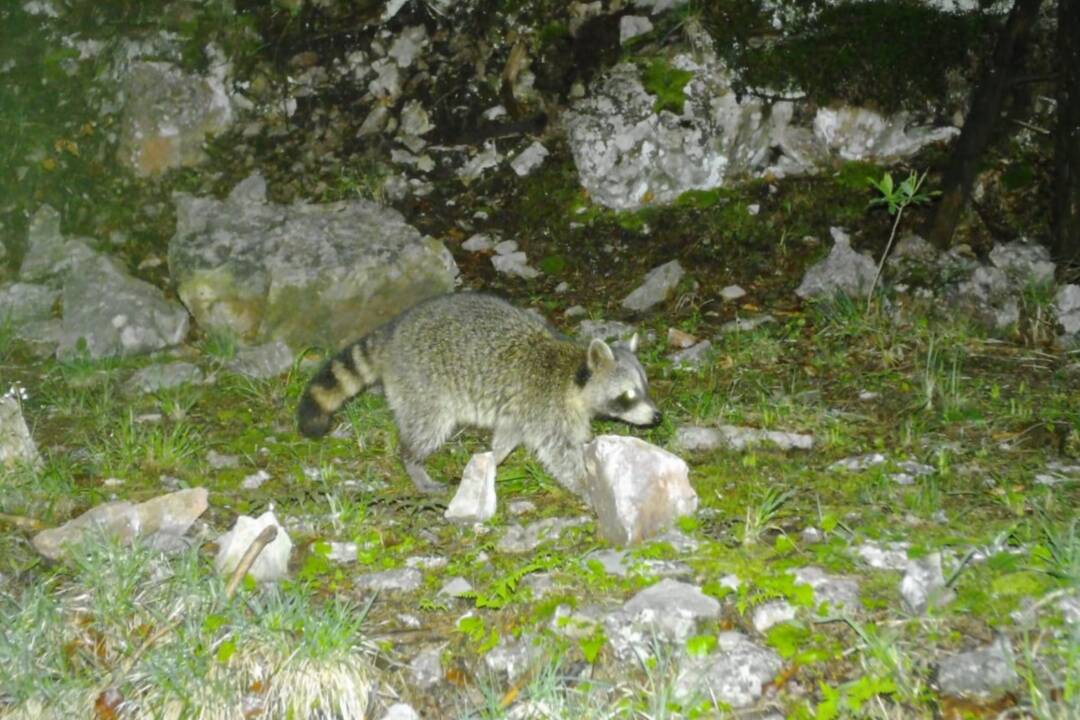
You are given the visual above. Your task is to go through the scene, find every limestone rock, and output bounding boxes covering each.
[937,638,1018,700]
[901,552,954,614]
[675,424,814,452]
[33,488,208,560]
[496,516,588,554]
[213,510,293,584]
[168,174,458,349]
[509,141,549,177]
[583,436,697,546]
[354,568,423,592]
[812,107,958,162]
[445,452,497,523]
[125,362,203,394]
[1054,284,1080,346]
[0,282,58,326]
[116,60,234,176]
[621,260,684,312]
[674,632,783,708]
[796,227,876,300]
[58,255,189,359]
[226,340,294,379]
[0,396,40,471]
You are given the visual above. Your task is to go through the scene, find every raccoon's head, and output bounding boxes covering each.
[579,334,662,427]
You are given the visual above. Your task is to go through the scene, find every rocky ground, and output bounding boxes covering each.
[1,0,1079,719]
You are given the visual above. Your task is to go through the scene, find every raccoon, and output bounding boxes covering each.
[297,293,661,494]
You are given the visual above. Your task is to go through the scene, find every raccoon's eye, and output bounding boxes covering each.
[615,391,636,410]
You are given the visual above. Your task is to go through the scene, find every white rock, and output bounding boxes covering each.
[462,233,495,253]
[1055,284,1080,345]
[241,469,270,490]
[445,452,497,522]
[213,511,292,583]
[619,15,654,44]
[0,396,40,470]
[33,488,209,560]
[670,340,712,369]
[438,576,474,597]
[813,107,958,162]
[901,553,954,614]
[510,141,549,177]
[622,260,684,312]
[379,703,420,720]
[720,284,746,301]
[355,568,423,592]
[493,239,519,255]
[491,252,540,280]
[719,314,776,333]
[582,435,698,546]
[752,600,796,633]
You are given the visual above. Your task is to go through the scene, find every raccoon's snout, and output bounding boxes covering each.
[642,409,663,428]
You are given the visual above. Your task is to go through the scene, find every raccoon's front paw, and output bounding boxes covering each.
[405,464,447,494]
[414,478,448,494]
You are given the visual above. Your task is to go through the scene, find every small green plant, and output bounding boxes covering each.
[865,169,938,308]
[743,486,795,546]
[641,57,695,115]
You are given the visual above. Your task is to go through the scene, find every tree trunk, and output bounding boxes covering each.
[1052,0,1080,266]
[928,0,1043,250]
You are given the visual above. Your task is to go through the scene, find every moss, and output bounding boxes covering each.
[703,0,994,113]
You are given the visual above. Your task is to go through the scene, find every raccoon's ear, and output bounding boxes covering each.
[587,338,615,370]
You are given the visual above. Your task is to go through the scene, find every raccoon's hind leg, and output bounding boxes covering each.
[392,405,455,494]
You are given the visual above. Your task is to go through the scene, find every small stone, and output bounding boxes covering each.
[795,227,876,300]
[213,510,292,583]
[445,452,497,523]
[622,260,684,312]
[854,541,911,571]
[327,541,357,563]
[241,469,270,490]
[670,340,712,369]
[496,517,587,554]
[492,251,540,280]
[901,553,954,614]
[206,450,240,469]
[226,340,294,379]
[576,319,637,343]
[720,284,746,301]
[462,233,494,253]
[719,314,776,333]
[354,568,422,592]
[674,632,783,708]
[405,555,449,570]
[830,453,887,471]
[125,362,203,395]
[0,396,40,470]
[619,15,654,44]
[666,327,698,349]
[789,566,861,613]
[937,637,1018,700]
[409,645,444,689]
[507,500,536,516]
[379,703,420,720]
[752,600,796,633]
[438,576,474,597]
[624,578,721,620]
[510,141,549,177]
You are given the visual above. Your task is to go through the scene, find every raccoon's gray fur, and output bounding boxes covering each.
[297,293,661,494]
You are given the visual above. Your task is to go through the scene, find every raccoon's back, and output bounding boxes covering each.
[380,294,574,415]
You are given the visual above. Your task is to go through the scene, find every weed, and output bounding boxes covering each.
[866,170,939,309]
[743,486,795,546]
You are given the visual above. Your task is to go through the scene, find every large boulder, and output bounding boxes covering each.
[565,54,959,211]
[116,59,234,177]
[58,255,190,359]
[168,174,459,349]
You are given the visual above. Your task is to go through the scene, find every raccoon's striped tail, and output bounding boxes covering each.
[297,336,380,438]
